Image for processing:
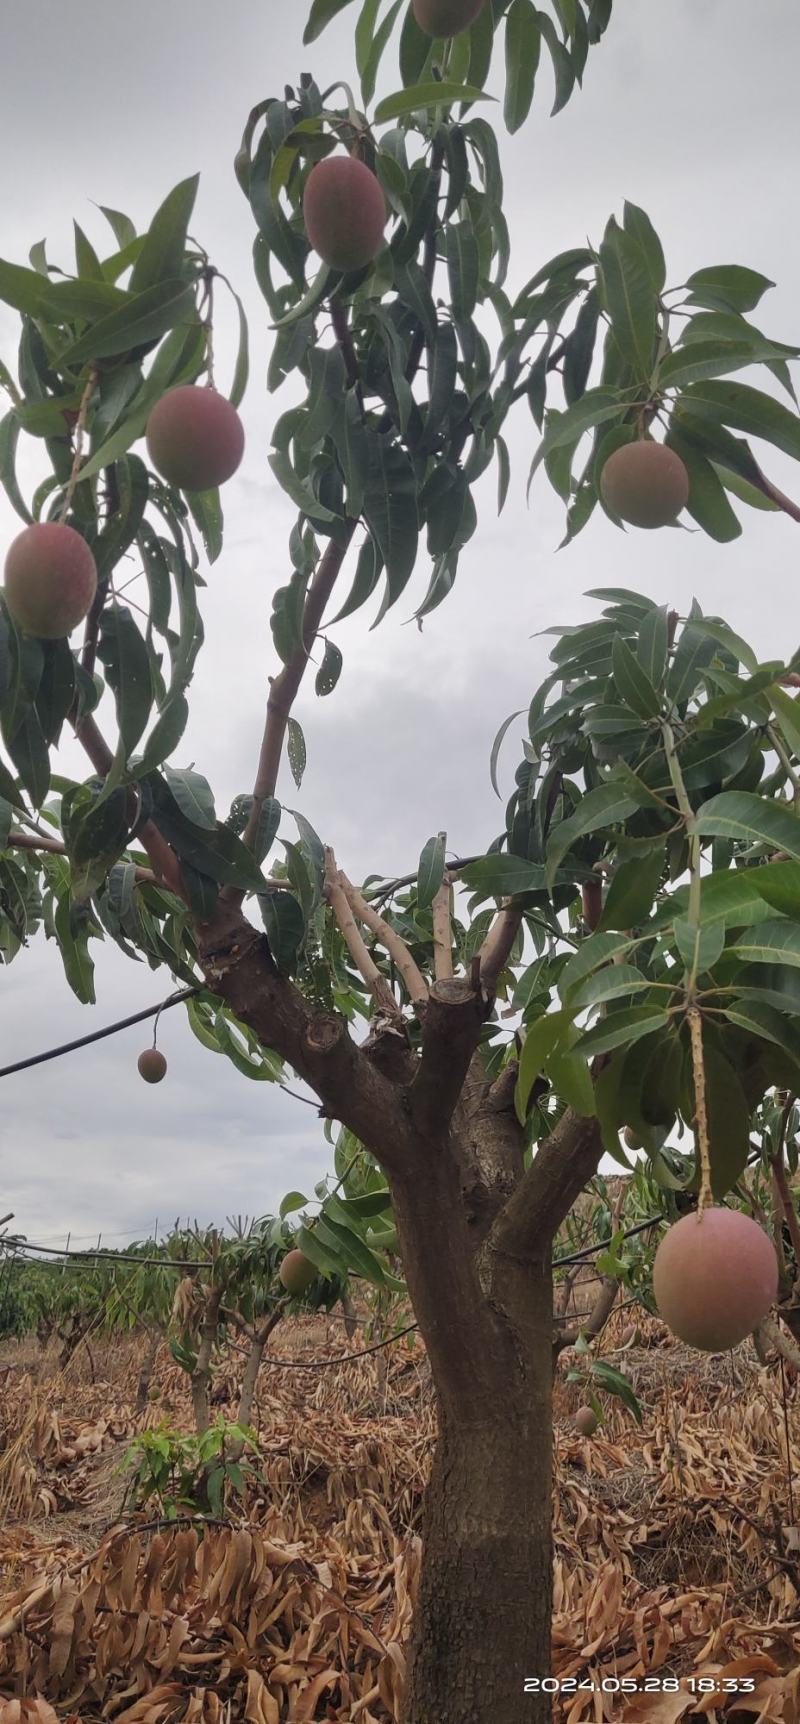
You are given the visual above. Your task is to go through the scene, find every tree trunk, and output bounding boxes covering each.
[340,1289,358,1340]
[231,1305,285,1460]
[406,1387,553,1724]
[391,1140,558,1724]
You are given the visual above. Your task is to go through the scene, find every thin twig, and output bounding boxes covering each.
[340,871,428,1007]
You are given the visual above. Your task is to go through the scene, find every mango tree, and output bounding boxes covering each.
[3,0,800,1716]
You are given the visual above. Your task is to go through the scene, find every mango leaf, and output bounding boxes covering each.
[515,1009,570,1121]
[460,854,547,896]
[504,0,541,133]
[598,846,664,932]
[304,0,357,41]
[732,920,800,970]
[750,859,800,918]
[574,1005,670,1057]
[685,265,774,315]
[130,175,199,295]
[259,889,305,974]
[417,831,446,910]
[672,916,725,976]
[287,716,306,789]
[598,215,657,383]
[694,791,800,860]
[59,281,197,366]
[375,82,491,123]
[559,930,635,998]
[546,782,639,886]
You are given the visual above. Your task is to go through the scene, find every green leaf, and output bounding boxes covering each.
[723,999,800,1080]
[260,889,305,974]
[636,603,669,688]
[559,930,635,999]
[672,916,725,976]
[303,0,357,41]
[460,854,547,896]
[665,432,741,543]
[732,920,800,970]
[252,797,281,866]
[54,896,96,1004]
[548,1049,594,1116]
[574,1005,670,1057]
[660,338,790,391]
[59,280,197,366]
[164,766,216,829]
[540,386,626,455]
[611,634,661,720]
[446,222,479,322]
[750,859,800,918]
[130,175,199,295]
[0,414,32,524]
[417,831,446,910]
[515,1010,570,1121]
[0,257,49,316]
[598,846,664,932]
[287,716,306,789]
[546,783,639,887]
[598,216,658,383]
[694,791,800,860]
[685,265,774,315]
[186,488,223,565]
[98,606,153,763]
[675,380,800,465]
[489,709,524,798]
[99,205,137,250]
[374,81,491,122]
[363,437,418,600]
[703,1046,751,1198]
[622,201,666,295]
[315,640,343,697]
[568,963,652,1011]
[504,0,541,133]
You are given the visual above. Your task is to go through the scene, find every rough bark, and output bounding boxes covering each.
[231,1305,285,1458]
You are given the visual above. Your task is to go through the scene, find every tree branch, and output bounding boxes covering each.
[197,905,415,1172]
[324,849,402,1021]
[236,527,357,871]
[409,977,487,1137]
[489,1107,605,1262]
[340,872,428,1007]
[553,1274,620,1358]
[7,829,157,883]
[431,876,454,981]
[478,902,523,994]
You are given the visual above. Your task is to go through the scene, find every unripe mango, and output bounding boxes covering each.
[145,386,244,492]
[600,440,689,529]
[303,157,387,274]
[413,0,485,34]
[138,1048,167,1084]
[653,1206,778,1352]
[279,1248,317,1297]
[3,522,97,640]
[575,1405,598,1436]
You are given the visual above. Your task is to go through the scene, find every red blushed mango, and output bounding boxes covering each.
[3,522,97,640]
[413,0,485,34]
[600,440,689,529]
[145,386,244,492]
[303,156,387,274]
[653,1207,778,1351]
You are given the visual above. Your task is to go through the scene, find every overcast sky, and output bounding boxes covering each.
[1,0,799,1245]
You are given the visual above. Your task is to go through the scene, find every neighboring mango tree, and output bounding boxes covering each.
[3,0,800,1717]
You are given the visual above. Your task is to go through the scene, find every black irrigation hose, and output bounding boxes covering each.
[0,988,198,1079]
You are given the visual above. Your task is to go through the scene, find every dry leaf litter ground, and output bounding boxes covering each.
[2,1304,800,1720]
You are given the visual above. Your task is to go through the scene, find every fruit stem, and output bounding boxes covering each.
[202,271,216,389]
[688,1006,713,1210]
[59,366,98,521]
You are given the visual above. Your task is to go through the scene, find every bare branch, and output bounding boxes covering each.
[8,829,158,884]
[341,872,429,1007]
[490,1107,605,1262]
[236,527,357,872]
[479,903,523,993]
[554,1275,620,1357]
[431,876,454,981]
[324,849,402,1022]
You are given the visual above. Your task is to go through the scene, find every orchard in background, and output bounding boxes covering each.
[3,0,800,1717]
